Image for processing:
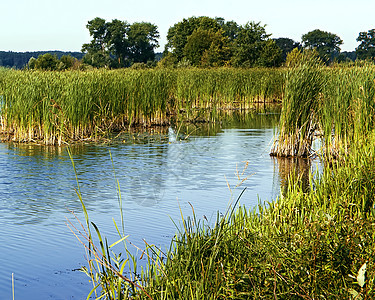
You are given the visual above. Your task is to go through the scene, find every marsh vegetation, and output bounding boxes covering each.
[2,54,375,299]
[64,59,375,298]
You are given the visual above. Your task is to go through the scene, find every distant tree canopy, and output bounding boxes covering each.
[82,17,159,68]
[162,16,282,68]
[28,53,80,70]
[301,29,343,63]
[0,51,83,69]
[274,38,301,61]
[1,18,367,70]
[356,29,375,60]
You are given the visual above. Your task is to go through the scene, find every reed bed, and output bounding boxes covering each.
[320,64,375,158]
[0,67,284,145]
[272,59,375,158]
[270,55,323,157]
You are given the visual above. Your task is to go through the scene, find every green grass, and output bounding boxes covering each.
[272,59,375,159]
[271,53,324,157]
[0,67,284,145]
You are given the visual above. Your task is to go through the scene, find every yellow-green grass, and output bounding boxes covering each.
[272,60,375,158]
[0,67,284,145]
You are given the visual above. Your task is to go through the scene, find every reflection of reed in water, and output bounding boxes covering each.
[272,156,312,195]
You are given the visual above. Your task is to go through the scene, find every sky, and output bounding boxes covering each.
[1,0,374,53]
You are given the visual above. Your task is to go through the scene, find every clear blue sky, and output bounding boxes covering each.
[1,0,374,52]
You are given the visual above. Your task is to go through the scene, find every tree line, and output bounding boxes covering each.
[0,51,84,69]
[1,16,375,70]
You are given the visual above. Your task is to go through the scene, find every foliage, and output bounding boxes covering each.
[28,53,80,70]
[128,22,159,64]
[183,28,232,67]
[274,37,301,62]
[231,22,281,67]
[165,17,281,68]
[0,51,84,69]
[82,17,159,68]
[356,29,375,60]
[302,29,343,63]
[165,16,222,62]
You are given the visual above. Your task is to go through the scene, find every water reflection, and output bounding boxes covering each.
[272,156,315,195]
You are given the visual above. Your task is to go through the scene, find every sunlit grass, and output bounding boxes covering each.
[0,68,284,145]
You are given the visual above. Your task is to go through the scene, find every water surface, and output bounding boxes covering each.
[0,108,314,299]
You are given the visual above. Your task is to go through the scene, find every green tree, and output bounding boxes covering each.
[28,57,37,69]
[106,19,130,67]
[182,28,232,67]
[82,17,111,68]
[215,18,240,41]
[34,53,59,70]
[301,29,343,63]
[201,31,232,67]
[59,55,77,70]
[183,28,216,66]
[274,38,301,61]
[82,18,159,68]
[231,22,280,67]
[356,29,375,60]
[128,22,159,63]
[256,39,282,67]
[165,16,221,61]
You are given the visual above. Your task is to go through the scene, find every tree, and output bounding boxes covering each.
[59,55,77,70]
[182,28,232,67]
[82,18,160,68]
[106,19,130,67]
[356,29,375,60]
[28,57,37,69]
[165,16,222,61]
[200,31,232,67]
[82,17,111,68]
[274,38,301,61]
[183,28,216,66]
[256,40,282,67]
[34,53,59,70]
[301,29,343,63]
[128,22,159,63]
[231,22,281,67]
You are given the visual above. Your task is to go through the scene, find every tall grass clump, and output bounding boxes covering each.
[320,63,375,158]
[271,53,323,157]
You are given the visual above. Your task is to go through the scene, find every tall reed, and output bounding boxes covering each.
[0,68,284,145]
[271,54,323,157]
[320,63,375,158]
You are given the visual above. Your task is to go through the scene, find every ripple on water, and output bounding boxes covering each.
[0,111,316,299]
